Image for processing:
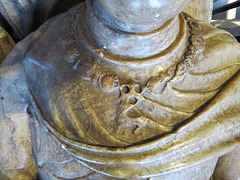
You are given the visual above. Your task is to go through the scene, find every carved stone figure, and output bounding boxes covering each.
[0,0,240,180]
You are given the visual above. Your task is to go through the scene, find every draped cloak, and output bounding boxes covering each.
[0,4,240,179]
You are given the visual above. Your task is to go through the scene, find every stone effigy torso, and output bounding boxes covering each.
[25,5,239,145]
[0,1,240,180]
[17,4,240,179]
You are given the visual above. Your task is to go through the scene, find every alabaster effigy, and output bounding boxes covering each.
[0,0,240,179]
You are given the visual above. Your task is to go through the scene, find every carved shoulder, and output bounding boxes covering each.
[190,20,240,74]
[169,18,240,92]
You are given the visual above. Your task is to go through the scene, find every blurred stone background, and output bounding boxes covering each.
[212,0,240,40]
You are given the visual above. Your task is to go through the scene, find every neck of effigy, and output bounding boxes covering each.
[85,0,182,59]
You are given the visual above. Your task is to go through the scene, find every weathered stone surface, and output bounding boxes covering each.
[0,27,15,63]
[213,145,240,180]
[0,33,37,180]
